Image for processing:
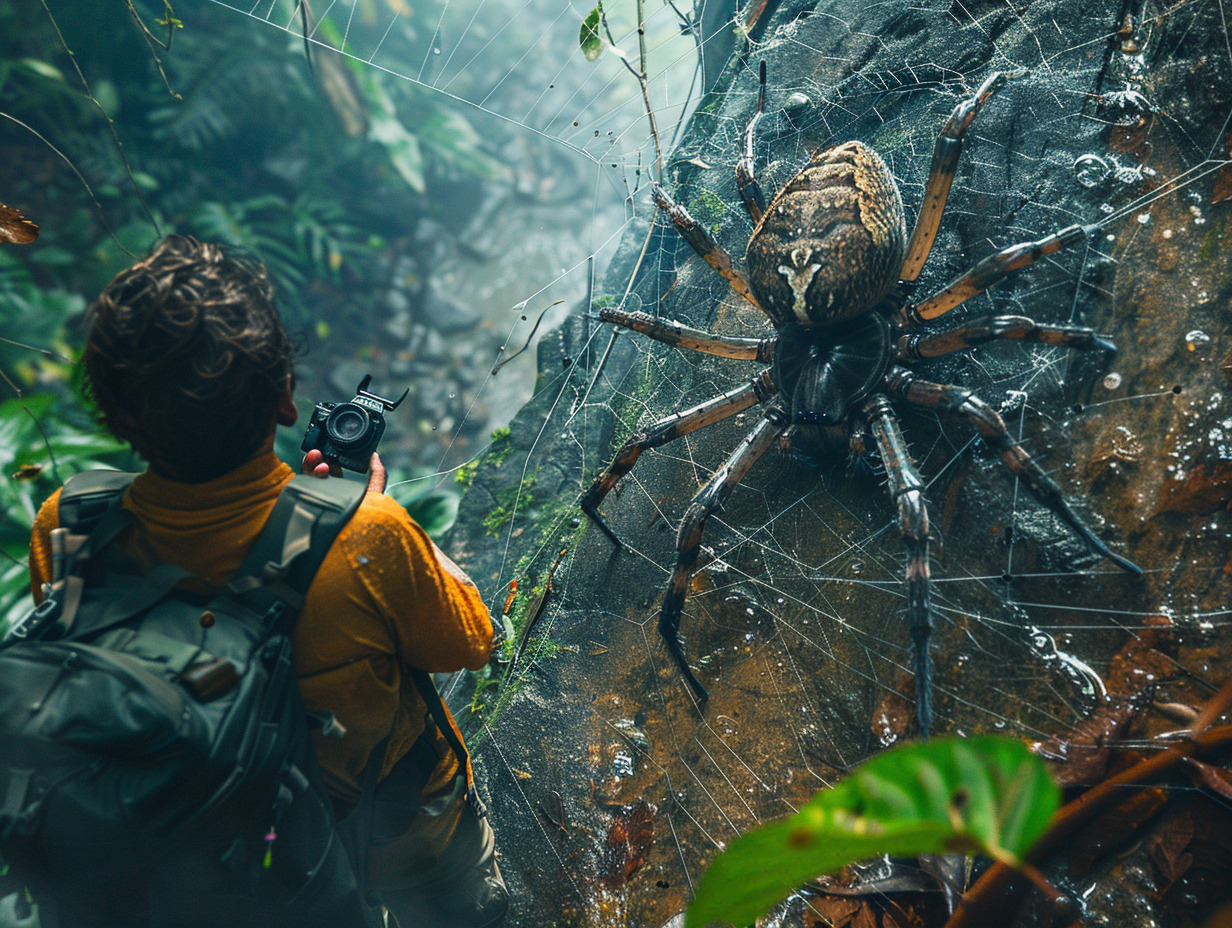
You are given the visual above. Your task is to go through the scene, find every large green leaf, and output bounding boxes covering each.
[403,491,459,538]
[362,73,426,194]
[387,469,461,539]
[419,109,511,183]
[685,736,1060,928]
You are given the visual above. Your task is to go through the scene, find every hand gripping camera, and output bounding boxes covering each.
[300,374,408,473]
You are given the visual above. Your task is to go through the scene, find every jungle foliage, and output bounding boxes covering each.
[0,0,508,622]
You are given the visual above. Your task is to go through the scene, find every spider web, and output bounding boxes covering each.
[353,0,1231,923]
[217,0,1232,924]
[205,0,702,440]
[19,0,1232,923]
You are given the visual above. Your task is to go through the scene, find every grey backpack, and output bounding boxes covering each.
[0,471,378,927]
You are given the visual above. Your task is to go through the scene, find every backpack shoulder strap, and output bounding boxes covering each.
[224,475,367,635]
[408,667,472,777]
[57,471,137,533]
[18,471,146,641]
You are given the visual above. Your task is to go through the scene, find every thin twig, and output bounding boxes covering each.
[491,301,565,375]
[506,546,569,678]
[0,367,24,399]
[0,336,69,363]
[1188,676,1232,736]
[123,0,181,97]
[23,405,61,486]
[598,4,662,179]
[296,0,315,74]
[0,114,135,258]
[946,721,1232,928]
[36,0,162,237]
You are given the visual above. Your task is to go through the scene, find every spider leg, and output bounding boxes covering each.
[599,307,777,361]
[887,367,1142,574]
[908,224,1098,323]
[652,183,767,317]
[897,314,1115,361]
[900,71,1015,282]
[735,60,768,224]
[659,402,790,703]
[862,395,935,738]
[581,371,778,548]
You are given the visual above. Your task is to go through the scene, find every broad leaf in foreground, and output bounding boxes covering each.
[685,736,1059,928]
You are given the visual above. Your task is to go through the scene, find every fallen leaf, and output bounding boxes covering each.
[1106,624,1177,697]
[1156,461,1232,514]
[1183,757,1232,802]
[597,801,654,889]
[539,788,567,832]
[1068,785,1167,874]
[1148,805,1196,892]
[870,678,915,745]
[1034,624,1177,786]
[0,203,39,244]
[1152,797,1232,909]
[1033,698,1138,787]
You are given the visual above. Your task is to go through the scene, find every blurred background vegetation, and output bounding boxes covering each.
[0,0,691,628]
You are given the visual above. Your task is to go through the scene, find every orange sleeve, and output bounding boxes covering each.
[28,486,63,602]
[334,493,493,672]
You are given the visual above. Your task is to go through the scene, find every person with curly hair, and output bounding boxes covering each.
[27,235,508,928]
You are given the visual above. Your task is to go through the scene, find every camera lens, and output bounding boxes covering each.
[326,403,370,449]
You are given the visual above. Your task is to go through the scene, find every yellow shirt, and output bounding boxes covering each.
[29,450,494,820]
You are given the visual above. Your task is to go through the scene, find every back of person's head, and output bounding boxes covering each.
[83,235,295,482]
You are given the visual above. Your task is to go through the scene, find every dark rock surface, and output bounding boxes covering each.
[447,1,1232,924]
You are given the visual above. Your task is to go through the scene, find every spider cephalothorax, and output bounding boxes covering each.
[581,64,1141,736]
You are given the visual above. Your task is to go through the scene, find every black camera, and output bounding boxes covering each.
[300,374,408,473]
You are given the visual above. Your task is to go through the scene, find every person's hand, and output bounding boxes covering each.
[301,449,387,495]
[301,448,341,479]
[365,452,387,494]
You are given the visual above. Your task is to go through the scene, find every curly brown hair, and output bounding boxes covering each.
[83,235,295,482]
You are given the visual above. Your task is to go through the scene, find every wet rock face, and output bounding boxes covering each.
[448,1,1232,925]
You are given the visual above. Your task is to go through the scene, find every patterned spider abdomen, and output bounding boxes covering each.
[746,141,907,328]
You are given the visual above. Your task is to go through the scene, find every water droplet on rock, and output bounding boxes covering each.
[1185,330,1211,351]
[1073,154,1110,188]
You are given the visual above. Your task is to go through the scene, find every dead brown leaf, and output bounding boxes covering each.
[1183,757,1232,801]
[1068,785,1168,874]
[871,678,915,745]
[596,801,654,889]
[1033,700,1138,787]
[11,462,43,482]
[1147,805,1195,892]
[1156,461,1232,514]
[0,203,39,244]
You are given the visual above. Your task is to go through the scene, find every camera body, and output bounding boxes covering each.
[300,374,408,473]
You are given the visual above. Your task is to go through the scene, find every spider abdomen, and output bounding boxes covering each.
[746,141,907,328]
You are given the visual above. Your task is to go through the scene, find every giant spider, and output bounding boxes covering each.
[581,65,1141,736]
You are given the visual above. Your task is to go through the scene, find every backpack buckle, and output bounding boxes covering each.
[4,596,62,645]
[260,600,290,636]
